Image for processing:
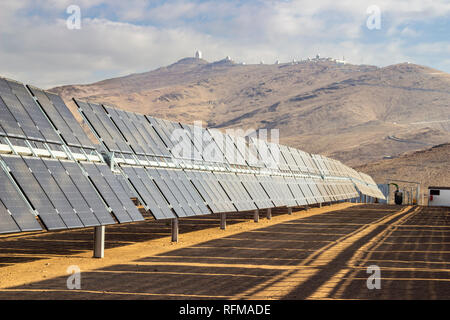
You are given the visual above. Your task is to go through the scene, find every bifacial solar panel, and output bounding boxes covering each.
[119,110,155,156]
[28,87,95,149]
[196,171,231,212]
[214,173,244,210]
[274,176,297,207]
[307,178,327,203]
[42,159,100,227]
[146,116,174,149]
[0,165,42,232]
[88,102,132,153]
[200,171,236,212]
[0,83,44,142]
[0,95,26,138]
[59,161,115,226]
[1,155,67,230]
[10,83,61,144]
[125,111,168,157]
[121,166,175,219]
[294,177,314,205]
[153,168,194,216]
[215,172,256,211]
[146,168,191,217]
[184,170,223,213]
[105,106,146,155]
[81,162,134,223]
[238,174,273,209]
[136,113,171,157]
[229,174,257,210]
[94,163,144,221]
[0,199,21,234]
[75,99,127,153]
[166,120,202,161]
[256,175,282,207]
[285,176,308,206]
[167,169,210,215]
[23,157,84,229]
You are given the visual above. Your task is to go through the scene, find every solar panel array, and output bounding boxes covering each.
[0,76,384,235]
[74,97,384,220]
[0,77,144,234]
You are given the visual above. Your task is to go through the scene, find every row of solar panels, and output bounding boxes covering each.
[74,97,383,199]
[0,76,383,235]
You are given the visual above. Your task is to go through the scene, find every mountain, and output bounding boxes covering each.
[355,143,450,190]
[51,56,450,168]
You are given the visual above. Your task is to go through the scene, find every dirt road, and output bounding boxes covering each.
[0,204,448,299]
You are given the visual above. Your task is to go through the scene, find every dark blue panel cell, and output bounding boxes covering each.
[60,161,115,226]
[81,162,133,223]
[24,157,84,229]
[0,198,21,234]
[1,155,66,230]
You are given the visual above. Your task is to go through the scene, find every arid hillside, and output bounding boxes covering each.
[51,57,450,167]
[355,143,450,188]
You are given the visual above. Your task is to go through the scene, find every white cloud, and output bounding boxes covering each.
[0,0,448,88]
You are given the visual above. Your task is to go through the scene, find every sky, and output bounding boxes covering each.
[0,0,449,88]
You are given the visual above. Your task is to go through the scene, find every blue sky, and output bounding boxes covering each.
[0,0,449,88]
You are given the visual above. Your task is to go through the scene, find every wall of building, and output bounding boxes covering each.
[428,188,450,207]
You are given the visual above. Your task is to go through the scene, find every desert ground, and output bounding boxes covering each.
[0,203,448,300]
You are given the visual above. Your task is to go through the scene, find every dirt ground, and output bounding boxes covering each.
[0,203,448,300]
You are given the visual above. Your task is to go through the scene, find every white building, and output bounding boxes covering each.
[195,50,202,59]
[428,186,450,207]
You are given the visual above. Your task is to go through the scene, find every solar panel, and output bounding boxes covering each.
[163,119,202,161]
[238,174,273,209]
[81,162,134,223]
[23,157,84,229]
[200,171,236,212]
[184,171,223,213]
[0,95,25,138]
[146,116,174,149]
[94,163,144,221]
[167,169,210,215]
[317,179,335,202]
[274,176,297,207]
[146,168,190,217]
[42,159,100,227]
[124,111,164,157]
[104,107,145,155]
[180,123,204,161]
[306,178,326,203]
[216,172,256,211]
[0,199,21,234]
[59,160,115,226]
[137,167,179,218]
[0,89,44,141]
[75,99,124,153]
[28,87,95,149]
[285,176,308,206]
[157,169,197,216]
[121,166,175,219]
[116,173,138,199]
[294,177,313,205]
[1,155,67,230]
[11,84,61,144]
[0,165,42,232]
[213,173,241,210]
